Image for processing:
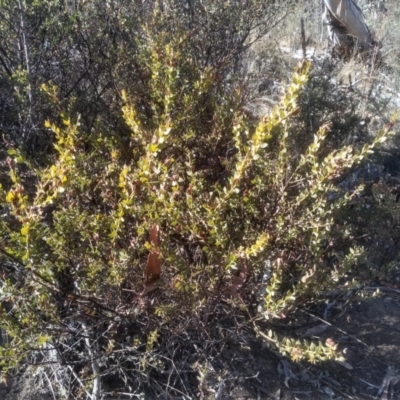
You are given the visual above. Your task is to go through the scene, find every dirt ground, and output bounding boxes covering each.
[1,287,399,400]
[226,289,400,400]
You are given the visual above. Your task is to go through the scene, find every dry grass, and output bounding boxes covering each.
[245,0,400,131]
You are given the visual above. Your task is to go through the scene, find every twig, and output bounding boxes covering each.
[158,380,193,399]
[300,309,369,348]
[158,353,190,396]
[302,365,356,399]
[358,377,380,389]
[301,18,307,60]
[103,393,141,398]
[48,365,67,399]
[68,365,92,399]
[319,377,355,399]
[80,319,101,400]
[43,370,57,400]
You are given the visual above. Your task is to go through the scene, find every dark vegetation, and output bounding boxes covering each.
[0,0,400,398]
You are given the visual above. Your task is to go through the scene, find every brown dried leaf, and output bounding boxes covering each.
[145,225,161,286]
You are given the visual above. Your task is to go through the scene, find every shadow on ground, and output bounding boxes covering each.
[227,291,400,400]
[1,291,399,399]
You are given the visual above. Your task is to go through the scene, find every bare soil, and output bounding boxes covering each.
[1,289,399,399]
[227,290,400,400]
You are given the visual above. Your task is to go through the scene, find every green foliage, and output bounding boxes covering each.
[256,326,344,364]
[0,5,397,395]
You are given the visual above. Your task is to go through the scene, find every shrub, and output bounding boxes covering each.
[0,0,290,155]
[0,5,396,399]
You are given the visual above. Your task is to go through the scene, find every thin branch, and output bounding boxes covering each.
[68,365,92,399]
[299,309,369,348]
[0,52,12,76]
[0,245,124,317]
[17,0,32,108]
[80,319,101,400]
[43,370,57,400]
